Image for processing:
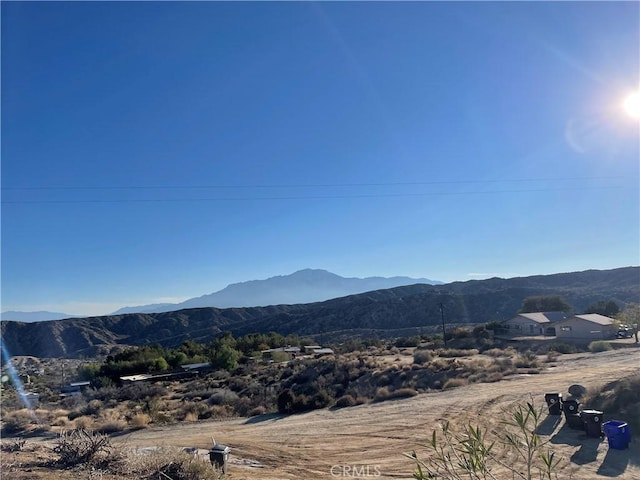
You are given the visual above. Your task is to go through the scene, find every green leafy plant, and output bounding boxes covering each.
[405,401,563,480]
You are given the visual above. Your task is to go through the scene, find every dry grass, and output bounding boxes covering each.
[442,378,468,390]
[130,413,151,429]
[582,373,640,431]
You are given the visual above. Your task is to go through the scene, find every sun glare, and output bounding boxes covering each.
[623,91,640,118]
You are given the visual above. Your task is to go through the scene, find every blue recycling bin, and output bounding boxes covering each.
[603,421,631,450]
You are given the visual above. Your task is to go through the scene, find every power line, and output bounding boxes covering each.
[1,185,625,204]
[2,176,626,191]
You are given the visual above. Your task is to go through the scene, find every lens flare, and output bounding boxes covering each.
[1,340,38,414]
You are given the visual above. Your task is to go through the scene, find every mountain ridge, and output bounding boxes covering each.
[2,266,638,358]
[110,268,441,314]
[1,269,440,321]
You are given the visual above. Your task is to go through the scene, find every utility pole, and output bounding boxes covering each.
[439,302,447,347]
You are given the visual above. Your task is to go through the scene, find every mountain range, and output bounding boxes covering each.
[1,266,638,358]
[0,311,82,322]
[1,269,440,321]
[111,269,441,314]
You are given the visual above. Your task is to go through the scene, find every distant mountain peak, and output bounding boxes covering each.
[109,269,442,315]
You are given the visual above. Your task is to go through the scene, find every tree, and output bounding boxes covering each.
[209,344,240,370]
[277,389,296,414]
[520,296,572,313]
[584,300,619,316]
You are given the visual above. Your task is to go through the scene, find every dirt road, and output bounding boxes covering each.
[116,347,640,480]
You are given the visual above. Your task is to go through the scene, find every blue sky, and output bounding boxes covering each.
[2,1,639,316]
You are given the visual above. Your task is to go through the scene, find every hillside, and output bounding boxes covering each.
[1,266,638,358]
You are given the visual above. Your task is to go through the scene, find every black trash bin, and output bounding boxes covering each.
[545,393,563,415]
[566,413,584,430]
[209,444,230,474]
[563,398,582,429]
[563,399,580,416]
[581,410,604,438]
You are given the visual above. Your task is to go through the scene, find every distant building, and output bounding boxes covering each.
[553,314,616,340]
[301,345,322,354]
[60,381,90,397]
[23,392,39,408]
[501,312,567,336]
[311,348,334,356]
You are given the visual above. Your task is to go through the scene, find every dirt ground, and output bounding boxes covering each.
[3,346,639,479]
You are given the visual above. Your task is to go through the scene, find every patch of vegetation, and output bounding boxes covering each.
[405,401,563,480]
[588,341,612,353]
[547,342,577,354]
[53,429,118,468]
[413,349,433,365]
[582,374,640,432]
[439,348,479,358]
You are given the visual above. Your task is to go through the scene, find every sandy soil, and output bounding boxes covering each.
[2,346,638,479]
[112,347,640,480]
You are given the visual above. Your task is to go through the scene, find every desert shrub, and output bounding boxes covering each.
[334,394,357,409]
[95,418,128,434]
[228,376,250,392]
[177,402,216,422]
[83,399,104,416]
[483,348,511,357]
[248,405,267,417]
[60,394,83,409]
[373,387,391,402]
[2,409,37,433]
[207,389,239,406]
[442,378,468,390]
[67,409,84,421]
[546,351,560,363]
[485,372,504,383]
[514,351,540,368]
[547,342,577,354]
[439,348,479,358]
[308,390,333,409]
[130,413,150,429]
[448,327,471,339]
[54,429,116,468]
[413,350,433,365]
[277,389,296,414]
[1,438,26,452]
[372,386,417,402]
[128,447,223,480]
[51,415,72,428]
[73,415,94,430]
[395,336,421,347]
[588,341,612,353]
[582,374,640,431]
[467,372,487,383]
[386,388,418,400]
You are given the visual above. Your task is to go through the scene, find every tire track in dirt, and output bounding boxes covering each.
[116,348,640,480]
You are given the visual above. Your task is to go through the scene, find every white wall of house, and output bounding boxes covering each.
[555,317,615,339]
[501,316,547,335]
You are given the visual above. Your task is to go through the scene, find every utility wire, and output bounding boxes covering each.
[2,176,626,191]
[1,185,624,204]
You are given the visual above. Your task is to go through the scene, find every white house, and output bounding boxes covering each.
[553,314,616,340]
[501,312,568,336]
